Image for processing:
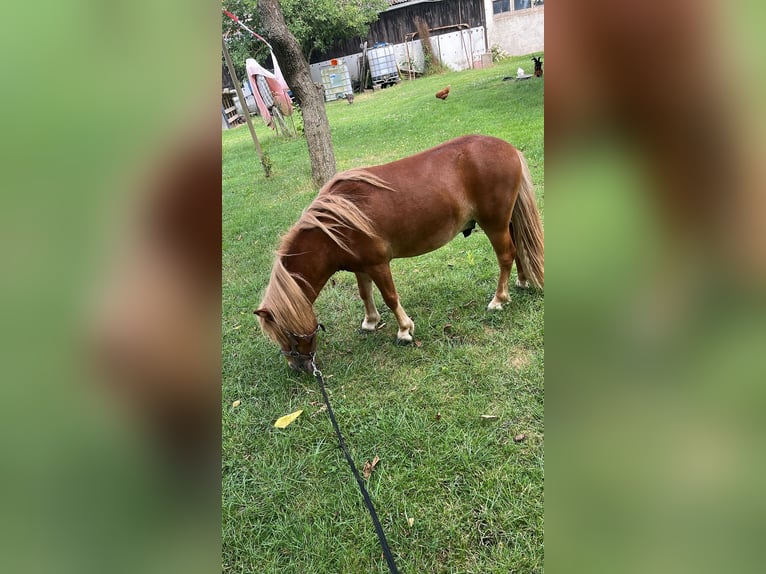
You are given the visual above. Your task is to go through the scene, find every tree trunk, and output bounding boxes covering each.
[257,0,336,187]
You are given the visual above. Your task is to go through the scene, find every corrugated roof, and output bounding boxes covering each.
[388,0,444,7]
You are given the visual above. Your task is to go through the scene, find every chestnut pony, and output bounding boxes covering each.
[255,135,544,371]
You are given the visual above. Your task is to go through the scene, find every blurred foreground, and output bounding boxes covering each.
[0,2,220,572]
[547,1,766,572]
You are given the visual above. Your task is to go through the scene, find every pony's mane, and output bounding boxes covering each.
[257,257,316,346]
[321,168,396,195]
[279,169,395,255]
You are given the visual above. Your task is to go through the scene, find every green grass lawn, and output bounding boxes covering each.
[222,55,544,573]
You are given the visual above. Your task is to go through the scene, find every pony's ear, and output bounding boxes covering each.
[254,308,274,322]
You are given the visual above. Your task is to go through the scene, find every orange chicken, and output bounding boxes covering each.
[435,85,450,100]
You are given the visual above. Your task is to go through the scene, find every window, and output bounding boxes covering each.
[493,0,542,14]
[492,0,509,14]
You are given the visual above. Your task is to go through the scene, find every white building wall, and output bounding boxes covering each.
[484,3,544,56]
[309,27,487,86]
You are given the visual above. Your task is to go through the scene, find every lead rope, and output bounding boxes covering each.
[311,362,400,574]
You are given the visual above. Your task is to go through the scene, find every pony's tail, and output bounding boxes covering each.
[511,150,544,288]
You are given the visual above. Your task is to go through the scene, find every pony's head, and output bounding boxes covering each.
[254,308,322,372]
[255,258,320,372]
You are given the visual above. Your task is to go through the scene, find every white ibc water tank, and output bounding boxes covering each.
[320,63,353,101]
[367,45,400,83]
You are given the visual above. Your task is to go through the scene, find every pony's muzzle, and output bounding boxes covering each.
[285,355,314,373]
[281,346,317,373]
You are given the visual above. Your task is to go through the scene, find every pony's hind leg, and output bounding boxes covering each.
[510,221,529,289]
[485,227,517,310]
[355,272,381,331]
[365,264,415,343]
[515,256,529,289]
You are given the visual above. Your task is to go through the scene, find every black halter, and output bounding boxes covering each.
[280,323,325,363]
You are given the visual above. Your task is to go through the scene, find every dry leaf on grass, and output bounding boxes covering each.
[480,414,499,420]
[310,404,327,417]
[408,517,415,528]
[232,400,241,408]
[514,433,527,443]
[274,410,303,429]
[362,455,380,480]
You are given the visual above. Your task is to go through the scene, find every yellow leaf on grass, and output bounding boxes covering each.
[274,410,303,429]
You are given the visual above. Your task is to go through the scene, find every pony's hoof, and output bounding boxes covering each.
[515,279,530,289]
[487,300,504,311]
[396,329,414,345]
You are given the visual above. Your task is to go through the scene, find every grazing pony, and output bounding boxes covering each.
[255,135,544,371]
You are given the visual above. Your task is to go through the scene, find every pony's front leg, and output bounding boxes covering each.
[365,264,415,343]
[355,272,380,331]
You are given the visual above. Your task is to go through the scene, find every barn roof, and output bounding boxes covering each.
[387,0,444,10]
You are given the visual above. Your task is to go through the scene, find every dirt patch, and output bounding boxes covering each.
[507,350,532,370]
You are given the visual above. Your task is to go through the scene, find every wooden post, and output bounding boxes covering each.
[221,37,270,176]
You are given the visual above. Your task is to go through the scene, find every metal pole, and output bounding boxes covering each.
[222,36,270,176]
